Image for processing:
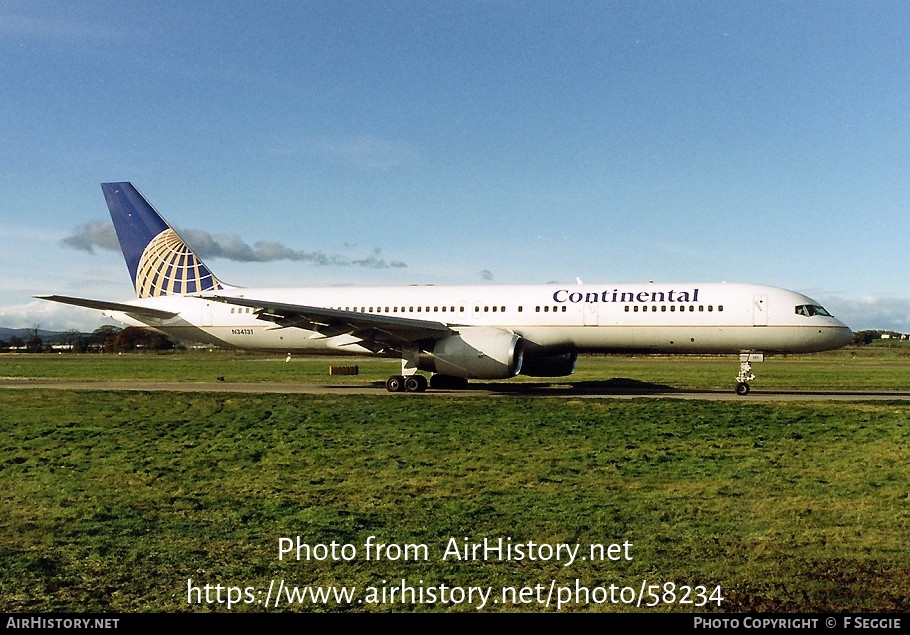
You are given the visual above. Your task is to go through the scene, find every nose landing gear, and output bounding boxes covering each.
[735,353,762,396]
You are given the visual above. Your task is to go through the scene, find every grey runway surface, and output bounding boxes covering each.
[2,378,909,401]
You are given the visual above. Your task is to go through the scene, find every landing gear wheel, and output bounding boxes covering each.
[735,356,757,396]
[405,375,428,393]
[386,375,406,392]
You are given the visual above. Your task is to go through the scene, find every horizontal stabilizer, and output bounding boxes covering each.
[36,295,178,320]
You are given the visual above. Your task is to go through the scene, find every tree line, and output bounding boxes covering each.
[853,330,907,345]
[0,326,177,353]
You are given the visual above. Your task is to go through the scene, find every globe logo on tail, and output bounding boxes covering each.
[135,229,223,297]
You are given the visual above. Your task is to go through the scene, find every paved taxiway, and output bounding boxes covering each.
[2,379,909,401]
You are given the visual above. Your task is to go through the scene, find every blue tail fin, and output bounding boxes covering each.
[102,182,224,298]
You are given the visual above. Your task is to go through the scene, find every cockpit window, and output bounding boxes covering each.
[795,304,832,317]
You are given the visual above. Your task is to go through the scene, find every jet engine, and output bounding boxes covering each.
[420,327,523,379]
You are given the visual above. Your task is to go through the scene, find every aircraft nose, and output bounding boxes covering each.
[833,324,854,348]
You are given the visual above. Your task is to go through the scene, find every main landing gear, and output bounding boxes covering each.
[385,374,428,393]
[735,354,761,396]
[386,348,470,392]
[384,373,470,392]
[386,348,428,392]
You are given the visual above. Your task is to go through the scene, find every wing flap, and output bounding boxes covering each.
[206,295,454,346]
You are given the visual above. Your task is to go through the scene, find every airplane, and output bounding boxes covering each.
[39,182,854,395]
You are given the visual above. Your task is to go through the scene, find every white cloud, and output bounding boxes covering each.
[61,220,121,253]
[278,134,421,170]
[822,296,910,333]
[0,299,111,332]
[61,221,407,269]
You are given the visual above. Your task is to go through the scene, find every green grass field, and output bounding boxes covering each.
[1,350,908,612]
[2,345,909,392]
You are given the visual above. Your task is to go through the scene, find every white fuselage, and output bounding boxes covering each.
[107,282,853,357]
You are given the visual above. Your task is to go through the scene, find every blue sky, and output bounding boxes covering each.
[1,1,908,332]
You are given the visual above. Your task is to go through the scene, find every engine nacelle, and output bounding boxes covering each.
[420,327,523,379]
[520,352,578,377]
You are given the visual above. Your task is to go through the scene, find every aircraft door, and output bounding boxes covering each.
[584,301,598,326]
[752,294,768,326]
[201,300,213,327]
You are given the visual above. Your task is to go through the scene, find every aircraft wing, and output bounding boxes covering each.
[36,295,179,320]
[207,295,455,352]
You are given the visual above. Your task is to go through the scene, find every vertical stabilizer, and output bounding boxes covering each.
[101,182,223,298]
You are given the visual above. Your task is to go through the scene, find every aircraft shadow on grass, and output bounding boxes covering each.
[365,377,680,396]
